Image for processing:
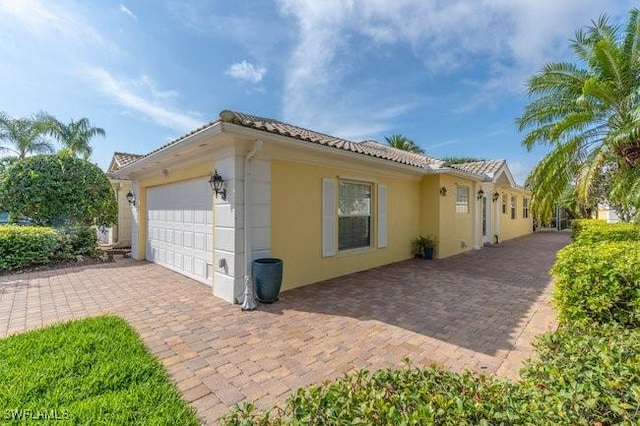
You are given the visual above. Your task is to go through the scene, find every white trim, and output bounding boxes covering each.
[377,185,387,248]
[322,178,337,257]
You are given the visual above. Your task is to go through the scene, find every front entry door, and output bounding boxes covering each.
[482,196,490,244]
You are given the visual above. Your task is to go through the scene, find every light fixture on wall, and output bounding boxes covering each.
[209,169,227,200]
[492,191,500,202]
[126,190,136,206]
[477,189,485,200]
[439,186,447,196]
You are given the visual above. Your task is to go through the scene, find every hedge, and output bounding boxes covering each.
[571,219,639,243]
[520,323,640,424]
[0,226,61,270]
[0,225,99,271]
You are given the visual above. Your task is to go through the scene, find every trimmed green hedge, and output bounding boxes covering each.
[0,226,61,270]
[552,241,640,327]
[0,225,99,271]
[571,219,639,243]
[520,323,640,425]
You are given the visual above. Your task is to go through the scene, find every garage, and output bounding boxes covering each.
[146,178,214,285]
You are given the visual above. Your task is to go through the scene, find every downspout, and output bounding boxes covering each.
[241,140,264,311]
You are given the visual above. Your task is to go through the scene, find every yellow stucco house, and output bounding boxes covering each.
[109,110,532,304]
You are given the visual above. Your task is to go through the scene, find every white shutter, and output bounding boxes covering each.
[322,178,336,257]
[377,184,387,248]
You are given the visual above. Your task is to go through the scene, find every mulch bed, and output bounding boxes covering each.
[0,256,113,277]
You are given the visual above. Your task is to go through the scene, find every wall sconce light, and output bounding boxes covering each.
[492,191,500,202]
[439,186,447,196]
[209,169,227,200]
[477,189,485,200]
[126,190,136,206]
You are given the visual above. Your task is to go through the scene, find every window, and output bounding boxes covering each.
[510,195,517,219]
[338,181,372,250]
[456,186,469,213]
[523,198,529,219]
[501,194,507,214]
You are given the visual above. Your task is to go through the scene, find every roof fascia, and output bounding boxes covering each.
[111,122,223,178]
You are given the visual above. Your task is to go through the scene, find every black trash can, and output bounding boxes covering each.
[252,258,283,303]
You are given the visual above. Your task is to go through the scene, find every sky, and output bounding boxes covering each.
[0,0,634,184]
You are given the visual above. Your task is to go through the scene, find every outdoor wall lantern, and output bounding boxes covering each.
[439,186,447,196]
[126,190,136,207]
[209,169,227,200]
[492,191,500,202]
[477,189,485,200]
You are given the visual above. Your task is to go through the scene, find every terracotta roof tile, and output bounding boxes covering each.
[450,160,505,179]
[219,110,441,169]
[115,110,503,180]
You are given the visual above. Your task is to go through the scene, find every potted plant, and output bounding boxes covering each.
[411,235,438,259]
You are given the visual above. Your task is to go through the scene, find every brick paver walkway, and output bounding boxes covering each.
[0,231,570,423]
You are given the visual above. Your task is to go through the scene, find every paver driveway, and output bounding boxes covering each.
[0,231,570,423]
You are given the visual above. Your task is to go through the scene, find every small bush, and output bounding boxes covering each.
[0,225,61,270]
[552,241,640,327]
[520,323,640,424]
[61,225,98,256]
[571,219,639,243]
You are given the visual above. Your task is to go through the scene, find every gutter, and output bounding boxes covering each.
[241,140,264,311]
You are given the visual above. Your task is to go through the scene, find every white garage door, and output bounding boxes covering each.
[146,179,214,285]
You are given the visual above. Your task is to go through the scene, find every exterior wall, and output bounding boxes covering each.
[436,174,476,258]
[498,189,533,241]
[101,179,133,247]
[271,159,421,291]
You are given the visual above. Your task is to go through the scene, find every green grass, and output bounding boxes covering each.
[0,315,200,425]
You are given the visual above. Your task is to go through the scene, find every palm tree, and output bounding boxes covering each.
[516,9,640,220]
[45,116,105,159]
[384,134,425,154]
[0,112,54,158]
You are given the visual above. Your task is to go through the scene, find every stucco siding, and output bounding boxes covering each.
[271,159,421,291]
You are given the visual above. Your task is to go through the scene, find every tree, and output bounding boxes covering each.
[44,116,105,159]
[0,112,55,158]
[442,157,487,165]
[384,134,425,154]
[516,8,640,220]
[0,155,117,227]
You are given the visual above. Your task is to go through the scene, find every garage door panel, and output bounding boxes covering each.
[147,179,213,285]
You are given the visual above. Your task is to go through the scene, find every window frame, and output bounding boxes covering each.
[510,195,517,220]
[501,194,507,214]
[456,185,470,214]
[337,179,374,252]
[523,197,529,219]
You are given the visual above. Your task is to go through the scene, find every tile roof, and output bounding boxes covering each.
[115,110,505,181]
[108,152,144,173]
[219,110,441,169]
[450,160,506,179]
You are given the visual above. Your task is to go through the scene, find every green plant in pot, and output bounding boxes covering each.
[411,235,438,259]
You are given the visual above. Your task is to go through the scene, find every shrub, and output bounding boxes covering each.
[61,225,98,257]
[0,155,117,227]
[571,219,639,243]
[0,225,61,270]
[520,323,640,424]
[220,364,538,425]
[552,241,640,327]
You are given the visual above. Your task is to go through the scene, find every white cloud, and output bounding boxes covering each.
[0,0,111,49]
[276,0,631,131]
[428,139,458,150]
[119,4,137,20]
[80,66,203,132]
[225,60,266,84]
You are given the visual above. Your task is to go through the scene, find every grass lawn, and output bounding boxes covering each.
[0,315,200,425]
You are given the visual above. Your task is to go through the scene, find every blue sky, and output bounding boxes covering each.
[0,0,633,184]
